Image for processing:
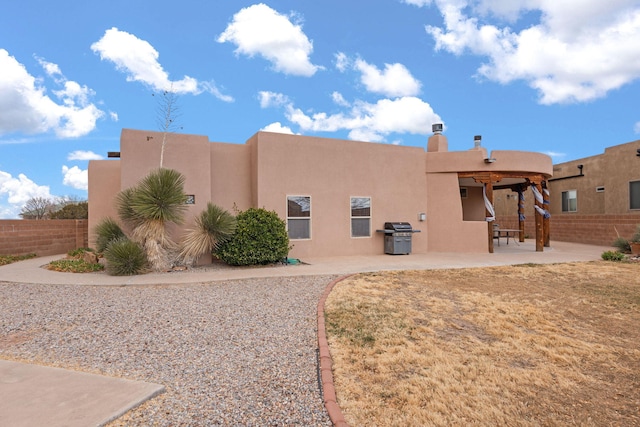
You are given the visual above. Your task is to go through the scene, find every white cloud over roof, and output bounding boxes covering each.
[92,27,233,101]
[354,59,422,97]
[285,96,442,142]
[67,150,104,161]
[0,49,104,138]
[218,4,321,77]
[422,0,640,104]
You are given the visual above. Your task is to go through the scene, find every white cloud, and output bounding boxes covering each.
[62,165,88,190]
[544,151,566,160]
[109,111,119,122]
[335,52,350,72]
[634,121,640,134]
[258,91,291,108]
[402,0,433,7]
[285,96,442,142]
[0,49,104,138]
[218,4,321,77]
[331,91,350,107]
[92,27,233,101]
[424,0,640,104]
[354,59,422,97]
[67,150,103,161]
[0,170,52,218]
[261,122,295,134]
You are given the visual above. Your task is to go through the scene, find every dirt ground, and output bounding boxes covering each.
[325,261,640,426]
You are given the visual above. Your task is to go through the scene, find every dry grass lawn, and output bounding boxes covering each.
[324,261,640,426]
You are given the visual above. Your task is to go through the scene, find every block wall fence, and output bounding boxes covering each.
[0,220,89,257]
[496,214,640,247]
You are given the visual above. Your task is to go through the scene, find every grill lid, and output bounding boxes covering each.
[384,222,413,232]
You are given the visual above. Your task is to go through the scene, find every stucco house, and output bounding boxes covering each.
[88,126,552,259]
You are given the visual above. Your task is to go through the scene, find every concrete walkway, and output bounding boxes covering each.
[0,240,610,286]
[0,240,610,426]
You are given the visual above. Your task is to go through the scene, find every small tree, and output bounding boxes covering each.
[50,201,88,219]
[20,197,54,219]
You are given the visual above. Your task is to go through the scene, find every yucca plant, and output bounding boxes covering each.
[115,168,188,271]
[179,203,237,265]
[104,237,148,276]
[94,217,126,252]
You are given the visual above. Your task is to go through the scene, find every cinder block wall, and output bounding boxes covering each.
[0,220,88,256]
[496,214,640,247]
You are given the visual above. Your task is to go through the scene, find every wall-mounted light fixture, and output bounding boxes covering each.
[432,123,443,134]
[419,212,426,221]
[577,164,584,175]
[636,148,640,157]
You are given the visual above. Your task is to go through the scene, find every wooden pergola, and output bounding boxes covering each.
[458,171,551,253]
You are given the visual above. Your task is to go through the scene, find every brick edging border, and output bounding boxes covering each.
[317,274,354,427]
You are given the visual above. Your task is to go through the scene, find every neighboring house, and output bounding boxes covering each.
[88,127,552,259]
[494,139,640,246]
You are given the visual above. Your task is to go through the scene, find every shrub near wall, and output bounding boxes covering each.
[0,220,88,256]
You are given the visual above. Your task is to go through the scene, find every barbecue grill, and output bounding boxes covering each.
[376,222,420,255]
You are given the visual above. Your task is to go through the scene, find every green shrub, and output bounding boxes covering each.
[0,253,37,266]
[104,237,148,276]
[601,250,626,261]
[94,218,126,253]
[67,247,95,257]
[215,208,289,266]
[47,259,104,273]
[612,237,631,254]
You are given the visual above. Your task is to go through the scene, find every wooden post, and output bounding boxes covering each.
[485,182,495,253]
[533,181,544,252]
[517,185,526,243]
[542,181,550,247]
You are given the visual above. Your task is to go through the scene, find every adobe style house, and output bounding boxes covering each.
[88,127,552,259]
[494,139,640,246]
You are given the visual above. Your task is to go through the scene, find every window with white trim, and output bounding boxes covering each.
[561,190,577,212]
[287,196,311,239]
[351,197,371,237]
[630,181,640,210]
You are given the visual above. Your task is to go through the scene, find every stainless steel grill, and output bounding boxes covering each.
[377,222,420,255]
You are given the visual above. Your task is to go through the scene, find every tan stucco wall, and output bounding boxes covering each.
[87,159,121,248]
[210,142,252,212]
[119,129,212,242]
[603,140,640,214]
[249,132,429,258]
[545,139,640,215]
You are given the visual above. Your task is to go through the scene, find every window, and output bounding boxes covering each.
[460,187,468,199]
[561,190,577,212]
[287,196,311,239]
[630,181,640,210]
[351,197,371,237]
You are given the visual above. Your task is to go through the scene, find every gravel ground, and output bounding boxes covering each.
[0,275,337,426]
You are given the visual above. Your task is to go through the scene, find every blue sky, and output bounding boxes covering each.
[1,0,640,218]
